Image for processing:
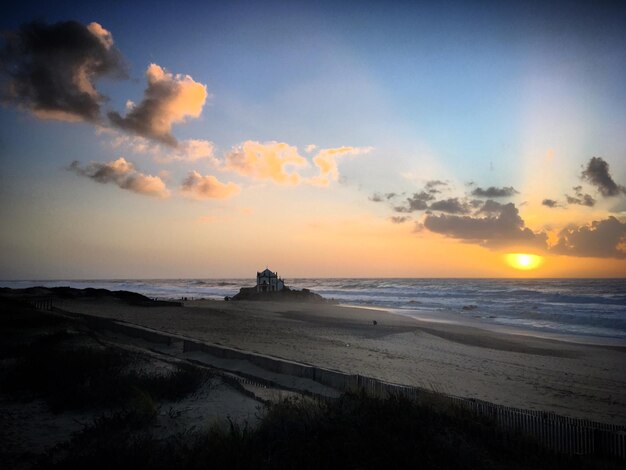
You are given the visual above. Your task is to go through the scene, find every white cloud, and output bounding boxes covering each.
[108,64,208,146]
[109,133,217,165]
[224,141,308,185]
[309,146,372,187]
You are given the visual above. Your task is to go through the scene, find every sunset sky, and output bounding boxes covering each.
[1,0,625,279]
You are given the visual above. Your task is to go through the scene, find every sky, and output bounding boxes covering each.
[1,0,625,279]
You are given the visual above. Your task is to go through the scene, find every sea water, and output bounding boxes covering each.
[2,278,625,341]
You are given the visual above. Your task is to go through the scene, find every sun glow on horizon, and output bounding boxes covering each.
[505,253,543,271]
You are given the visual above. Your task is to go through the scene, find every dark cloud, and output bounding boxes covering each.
[390,216,410,224]
[108,64,207,146]
[408,191,436,209]
[394,191,435,212]
[471,186,518,198]
[565,186,595,207]
[68,157,170,198]
[551,217,626,259]
[581,157,626,197]
[428,197,471,214]
[392,186,512,215]
[0,20,126,122]
[542,199,560,208]
[423,202,547,249]
[424,180,448,193]
[370,192,398,202]
[477,199,505,214]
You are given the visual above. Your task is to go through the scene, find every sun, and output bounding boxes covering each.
[505,253,543,271]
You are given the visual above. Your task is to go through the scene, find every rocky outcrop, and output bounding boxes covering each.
[230,286,328,303]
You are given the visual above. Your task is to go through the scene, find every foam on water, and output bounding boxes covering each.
[2,278,624,341]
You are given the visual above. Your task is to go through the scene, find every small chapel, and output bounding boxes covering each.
[256,268,285,293]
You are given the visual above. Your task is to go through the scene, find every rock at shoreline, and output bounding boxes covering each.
[231,286,328,303]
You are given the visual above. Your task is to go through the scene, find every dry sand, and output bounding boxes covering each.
[60,298,626,425]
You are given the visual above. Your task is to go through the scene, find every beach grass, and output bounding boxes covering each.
[2,327,210,412]
[34,393,621,470]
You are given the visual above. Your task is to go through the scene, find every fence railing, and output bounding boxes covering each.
[31,299,54,311]
[182,337,626,459]
[346,374,625,458]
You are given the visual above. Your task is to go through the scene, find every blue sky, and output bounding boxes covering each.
[4,1,625,173]
[1,1,625,278]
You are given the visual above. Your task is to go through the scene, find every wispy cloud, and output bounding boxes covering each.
[181,171,240,200]
[159,139,216,163]
[565,186,595,207]
[541,198,560,208]
[110,134,217,164]
[471,186,518,198]
[370,192,398,203]
[424,180,448,194]
[68,157,170,198]
[394,191,436,212]
[309,146,372,187]
[223,141,308,185]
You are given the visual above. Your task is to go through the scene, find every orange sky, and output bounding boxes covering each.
[0,5,625,279]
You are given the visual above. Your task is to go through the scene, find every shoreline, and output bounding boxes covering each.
[376,305,626,349]
[4,278,624,344]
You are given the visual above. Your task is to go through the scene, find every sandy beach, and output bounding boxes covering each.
[58,297,626,425]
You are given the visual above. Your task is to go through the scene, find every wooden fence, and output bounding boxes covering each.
[31,298,54,311]
[182,337,626,459]
[348,375,626,458]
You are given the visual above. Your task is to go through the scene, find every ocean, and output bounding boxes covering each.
[2,278,625,342]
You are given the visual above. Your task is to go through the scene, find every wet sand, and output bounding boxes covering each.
[60,298,626,424]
